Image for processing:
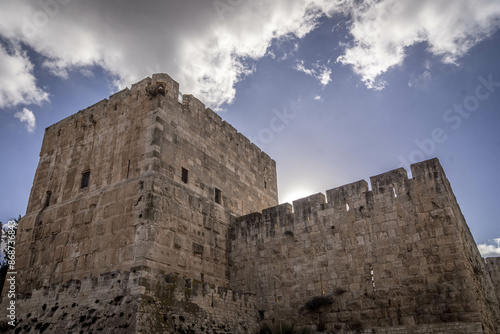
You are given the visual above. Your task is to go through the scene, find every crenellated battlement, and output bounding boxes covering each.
[233,158,447,239]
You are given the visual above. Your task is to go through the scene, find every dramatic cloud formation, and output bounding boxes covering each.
[0,0,499,112]
[337,0,500,90]
[478,238,500,257]
[14,108,36,132]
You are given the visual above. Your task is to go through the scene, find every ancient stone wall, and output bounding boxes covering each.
[138,172,235,286]
[0,266,258,334]
[25,77,160,214]
[0,73,277,333]
[137,266,259,334]
[9,72,277,290]
[26,73,277,227]
[158,92,278,216]
[486,257,500,303]
[11,174,147,295]
[2,270,139,333]
[230,158,500,333]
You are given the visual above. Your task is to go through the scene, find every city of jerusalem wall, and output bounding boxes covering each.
[0,73,499,333]
[231,159,500,333]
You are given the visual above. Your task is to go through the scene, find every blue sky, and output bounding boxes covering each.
[0,0,499,256]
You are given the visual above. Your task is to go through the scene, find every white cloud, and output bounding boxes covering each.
[0,43,49,108]
[0,0,499,109]
[14,108,36,132]
[337,0,500,90]
[0,0,344,110]
[294,61,315,76]
[478,238,500,257]
[319,67,332,86]
[294,60,332,87]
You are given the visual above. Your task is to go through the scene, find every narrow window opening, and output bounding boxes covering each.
[181,167,189,184]
[345,202,350,212]
[114,103,117,111]
[264,181,267,189]
[81,170,90,189]
[393,187,398,198]
[126,160,131,179]
[44,191,52,208]
[214,188,221,204]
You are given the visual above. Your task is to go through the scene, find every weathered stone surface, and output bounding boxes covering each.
[0,73,498,333]
[486,257,500,304]
[231,158,500,333]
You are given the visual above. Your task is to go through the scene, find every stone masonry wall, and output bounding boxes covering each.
[9,174,148,296]
[25,77,162,214]
[138,172,236,286]
[155,92,278,216]
[26,72,277,230]
[230,158,500,333]
[0,73,278,332]
[137,266,258,334]
[1,269,139,333]
[486,257,500,303]
[435,162,500,334]
[0,266,258,334]
[7,72,278,292]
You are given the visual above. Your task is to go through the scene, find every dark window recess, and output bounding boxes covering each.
[214,188,222,204]
[264,181,267,189]
[181,167,189,184]
[81,171,91,189]
[44,191,52,207]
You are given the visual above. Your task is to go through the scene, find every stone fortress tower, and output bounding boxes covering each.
[0,73,499,333]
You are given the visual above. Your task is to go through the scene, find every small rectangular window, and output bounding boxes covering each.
[264,181,267,189]
[181,167,188,184]
[81,171,90,189]
[214,188,221,204]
